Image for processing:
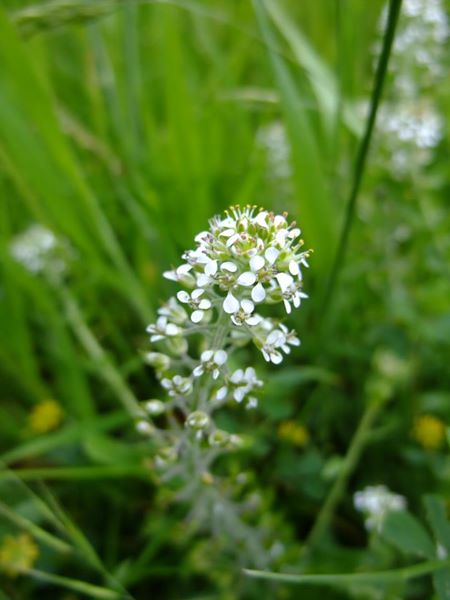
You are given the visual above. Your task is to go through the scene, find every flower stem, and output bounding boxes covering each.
[303,397,385,554]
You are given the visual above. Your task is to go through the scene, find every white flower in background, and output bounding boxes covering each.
[10,224,68,278]
[256,121,292,182]
[193,350,228,380]
[354,485,407,532]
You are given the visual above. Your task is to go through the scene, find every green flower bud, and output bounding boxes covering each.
[155,446,177,468]
[144,352,170,372]
[208,430,230,447]
[186,411,210,431]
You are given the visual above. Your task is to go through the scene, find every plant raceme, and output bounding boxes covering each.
[141,205,310,450]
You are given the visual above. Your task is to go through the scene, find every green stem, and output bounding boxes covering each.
[0,466,149,482]
[0,500,72,554]
[304,398,385,551]
[244,557,450,585]
[322,0,403,314]
[60,287,143,418]
[25,568,123,600]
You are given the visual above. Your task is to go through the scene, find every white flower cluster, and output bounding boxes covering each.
[373,0,447,176]
[256,121,292,183]
[354,485,407,532]
[139,206,310,466]
[376,100,444,175]
[9,224,67,279]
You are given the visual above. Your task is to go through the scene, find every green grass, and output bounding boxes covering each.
[0,0,449,598]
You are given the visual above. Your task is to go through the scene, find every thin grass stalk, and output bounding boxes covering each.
[321,0,403,314]
[244,557,450,585]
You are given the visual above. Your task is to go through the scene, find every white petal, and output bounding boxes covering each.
[249,255,265,272]
[276,272,293,292]
[201,350,214,362]
[198,299,211,310]
[214,350,227,365]
[283,299,292,314]
[220,228,235,238]
[271,351,283,365]
[196,274,211,287]
[192,288,204,300]
[163,270,177,281]
[216,386,228,400]
[265,247,279,265]
[251,283,266,303]
[267,330,284,345]
[254,211,268,228]
[223,292,240,314]
[193,365,204,377]
[212,369,220,380]
[234,388,246,403]
[230,369,244,383]
[221,261,237,272]
[177,264,193,276]
[205,260,218,276]
[246,315,262,326]
[293,295,301,308]
[195,231,208,244]
[165,324,180,336]
[191,310,204,323]
[241,299,254,313]
[289,260,300,276]
[275,230,288,247]
[177,291,190,303]
[274,215,286,227]
[226,233,240,247]
[237,271,256,286]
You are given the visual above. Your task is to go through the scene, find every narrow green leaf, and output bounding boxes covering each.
[27,568,121,600]
[253,0,337,274]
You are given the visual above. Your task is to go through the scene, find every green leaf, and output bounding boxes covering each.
[381,510,435,559]
[424,495,450,554]
[433,570,450,600]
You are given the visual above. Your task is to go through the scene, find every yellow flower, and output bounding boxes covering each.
[278,421,310,447]
[0,533,39,577]
[413,415,446,451]
[28,399,64,434]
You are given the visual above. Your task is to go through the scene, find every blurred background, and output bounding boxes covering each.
[0,0,449,598]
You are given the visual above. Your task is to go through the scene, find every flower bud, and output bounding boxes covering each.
[155,446,177,468]
[144,352,170,372]
[136,420,154,435]
[186,411,210,431]
[144,399,165,416]
[208,430,230,447]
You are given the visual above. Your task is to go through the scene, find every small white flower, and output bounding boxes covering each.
[223,291,240,314]
[229,299,262,327]
[281,283,308,314]
[193,350,228,380]
[354,485,407,532]
[177,288,211,323]
[163,263,195,286]
[146,316,181,342]
[161,375,193,397]
[261,329,286,364]
[237,247,280,303]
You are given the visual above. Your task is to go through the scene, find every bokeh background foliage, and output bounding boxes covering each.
[0,0,449,598]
